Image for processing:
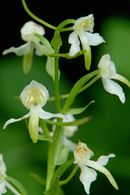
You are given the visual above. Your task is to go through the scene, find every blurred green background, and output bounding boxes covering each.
[0,0,130,194]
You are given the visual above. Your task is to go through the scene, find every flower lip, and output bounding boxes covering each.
[21,21,45,42]
[20,80,49,109]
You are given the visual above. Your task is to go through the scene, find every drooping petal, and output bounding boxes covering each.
[86,160,119,190]
[102,78,125,103]
[63,114,78,137]
[2,42,32,56]
[68,31,80,56]
[39,108,64,120]
[79,165,97,194]
[97,154,115,166]
[28,106,40,143]
[85,32,105,46]
[3,113,30,129]
[23,46,34,74]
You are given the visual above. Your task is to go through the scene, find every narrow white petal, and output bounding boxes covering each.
[97,153,115,166]
[3,113,30,129]
[102,78,125,103]
[2,42,31,56]
[79,165,97,194]
[85,32,105,46]
[68,31,80,56]
[86,160,119,190]
[5,181,21,195]
[39,109,64,120]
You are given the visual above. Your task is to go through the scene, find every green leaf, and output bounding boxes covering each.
[6,176,28,195]
[30,172,46,186]
[66,100,95,115]
[63,70,99,112]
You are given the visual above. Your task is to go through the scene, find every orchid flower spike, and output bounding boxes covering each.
[98,54,130,103]
[68,14,105,70]
[0,154,21,195]
[3,80,63,143]
[2,21,47,74]
[74,141,119,194]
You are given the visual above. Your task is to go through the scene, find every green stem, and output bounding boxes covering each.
[59,165,79,186]
[21,0,56,30]
[46,118,63,191]
[21,0,75,31]
[80,73,101,93]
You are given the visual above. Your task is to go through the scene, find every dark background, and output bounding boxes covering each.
[0,1,130,195]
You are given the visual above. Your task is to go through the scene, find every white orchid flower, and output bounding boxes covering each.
[74,141,118,194]
[2,21,47,74]
[68,14,105,70]
[3,80,63,143]
[98,54,130,103]
[0,154,21,195]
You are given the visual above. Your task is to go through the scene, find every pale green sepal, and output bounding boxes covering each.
[6,176,28,195]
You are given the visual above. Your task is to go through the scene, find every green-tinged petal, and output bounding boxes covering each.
[87,160,119,190]
[68,31,80,56]
[3,113,29,129]
[23,46,34,74]
[97,154,115,166]
[113,74,130,88]
[102,78,125,103]
[28,106,40,143]
[86,32,105,46]
[39,108,64,120]
[79,166,97,194]
[2,42,31,56]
